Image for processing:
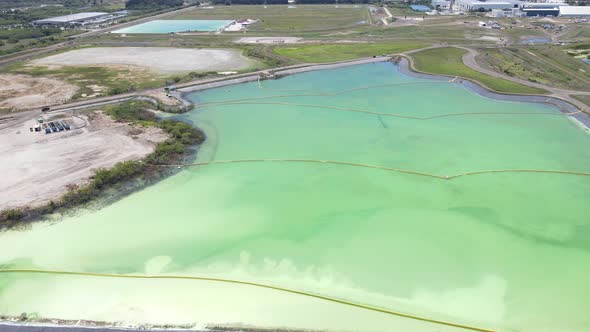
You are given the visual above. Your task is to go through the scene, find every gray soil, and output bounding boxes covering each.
[31,47,257,74]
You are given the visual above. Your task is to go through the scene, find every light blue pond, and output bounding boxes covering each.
[523,37,551,44]
[113,19,233,34]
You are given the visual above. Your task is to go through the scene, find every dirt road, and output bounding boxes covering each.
[458,46,590,111]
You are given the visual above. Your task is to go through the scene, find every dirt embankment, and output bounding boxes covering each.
[0,111,168,211]
[0,74,79,111]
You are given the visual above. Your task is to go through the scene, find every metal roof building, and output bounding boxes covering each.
[33,12,109,25]
[521,2,568,8]
[455,0,522,11]
[410,5,432,11]
[559,6,590,16]
[522,7,560,16]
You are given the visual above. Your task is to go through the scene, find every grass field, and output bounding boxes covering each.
[360,25,465,38]
[410,47,548,95]
[476,47,590,91]
[274,42,427,63]
[387,5,429,17]
[573,95,590,107]
[170,5,369,32]
[8,63,169,99]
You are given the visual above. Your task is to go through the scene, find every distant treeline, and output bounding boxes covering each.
[125,0,184,9]
[0,28,61,41]
[0,28,65,55]
[0,0,93,10]
[297,0,369,3]
[213,0,368,4]
[212,0,287,4]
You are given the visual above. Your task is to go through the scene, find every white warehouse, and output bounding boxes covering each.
[33,12,124,26]
[559,6,590,17]
[455,0,522,11]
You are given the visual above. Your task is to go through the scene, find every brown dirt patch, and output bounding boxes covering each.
[0,74,79,111]
[146,90,182,106]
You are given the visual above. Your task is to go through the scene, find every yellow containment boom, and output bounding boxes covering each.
[0,268,496,332]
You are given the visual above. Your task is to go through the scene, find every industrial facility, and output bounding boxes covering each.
[33,11,127,26]
[430,0,590,17]
[559,6,590,17]
[454,0,521,11]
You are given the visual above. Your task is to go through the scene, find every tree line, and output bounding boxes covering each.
[125,0,184,10]
[212,0,369,4]
[211,0,288,4]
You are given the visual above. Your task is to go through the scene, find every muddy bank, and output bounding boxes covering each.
[0,319,318,332]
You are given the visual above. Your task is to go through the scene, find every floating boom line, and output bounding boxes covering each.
[0,268,496,332]
[198,101,577,120]
[147,159,590,181]
[198,81,453,107]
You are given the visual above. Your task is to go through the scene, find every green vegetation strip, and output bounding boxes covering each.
[0,268,495,332]
[274,43,427,63]
[410,47,548,95]
[152,159,590,180]
[572,95,590,108]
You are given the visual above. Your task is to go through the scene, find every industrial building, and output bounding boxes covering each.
[33,12,126,26]
[432,0,452,9]
[521,2,568,8]
[454,0,522,11]
[522,7,560,16]
[559,6,590,17]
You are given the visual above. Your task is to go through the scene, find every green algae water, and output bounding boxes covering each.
[0,63,589,332]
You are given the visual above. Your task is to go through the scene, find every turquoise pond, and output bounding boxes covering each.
[0,63,588,332]
[112,19,233,33]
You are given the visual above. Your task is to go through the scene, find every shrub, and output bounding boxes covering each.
[106,101,156,122]
[0,208,23,222]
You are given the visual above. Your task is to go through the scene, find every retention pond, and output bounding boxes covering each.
[112,20,233,34]
[0,62,589,332]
